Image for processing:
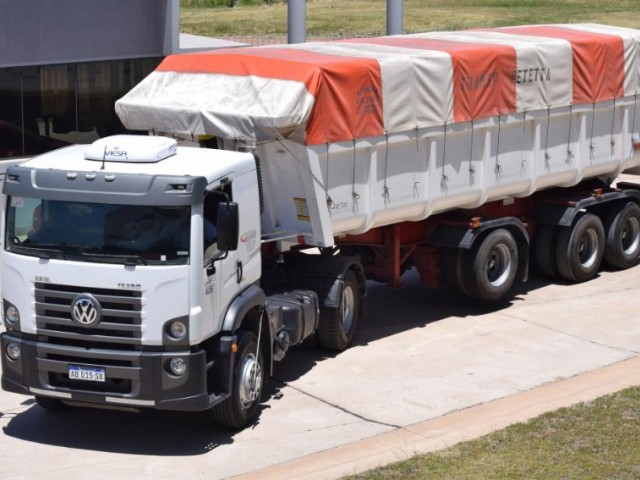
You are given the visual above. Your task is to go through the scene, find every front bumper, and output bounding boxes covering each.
[1,332,234,411]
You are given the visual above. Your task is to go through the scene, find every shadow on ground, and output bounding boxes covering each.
[2,398,240,455]
[0,268,568,455]
[272,268,560,385]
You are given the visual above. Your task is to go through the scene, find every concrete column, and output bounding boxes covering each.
[164,0,180,55]
[288,0,306,44]
[386,0,404,36]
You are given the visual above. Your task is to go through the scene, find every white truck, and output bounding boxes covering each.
[3,24,640,429]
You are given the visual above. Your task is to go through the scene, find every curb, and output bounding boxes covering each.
[232,355,640,480]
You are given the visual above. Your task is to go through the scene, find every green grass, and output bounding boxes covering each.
[180,0,640,39]
[344,387,640,480]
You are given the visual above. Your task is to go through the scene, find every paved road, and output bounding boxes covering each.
[1,264,639,479]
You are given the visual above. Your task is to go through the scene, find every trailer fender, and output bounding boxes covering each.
[431,218,530,281]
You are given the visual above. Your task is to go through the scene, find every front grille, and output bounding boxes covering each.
[35,283,143,347]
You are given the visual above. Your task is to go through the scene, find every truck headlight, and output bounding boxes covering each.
[6,342,21,361]
[169,357,187,376]
[5,303,19,326]
[168,320,187,340]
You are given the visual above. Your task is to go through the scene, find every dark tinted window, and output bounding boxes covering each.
[6,197,190,266]
[0,58,161,159]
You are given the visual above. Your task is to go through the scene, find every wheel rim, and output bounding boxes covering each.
[578,229,599,268]
[239,353,262,409]
[486,244,512,287]
[621,216,640,256]
[341,284,356,334]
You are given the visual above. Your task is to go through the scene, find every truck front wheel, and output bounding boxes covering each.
[318,270,360,351]
[211,330,265,429]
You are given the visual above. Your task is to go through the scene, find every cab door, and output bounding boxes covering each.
[202,169,262,332]
[201,185,228,334]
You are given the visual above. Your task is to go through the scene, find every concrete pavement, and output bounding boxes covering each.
[1,265,639,479]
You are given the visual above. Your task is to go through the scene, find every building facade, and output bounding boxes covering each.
[0,0,179,159]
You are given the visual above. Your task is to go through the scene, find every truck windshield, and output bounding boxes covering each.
[5,196,191,265]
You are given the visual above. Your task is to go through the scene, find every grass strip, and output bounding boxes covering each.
[344,387,640,480]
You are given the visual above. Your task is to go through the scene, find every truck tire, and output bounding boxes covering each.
[534,224,559,278]
[35,395,70,412]
[211,330,265,429]
[440,248,468,295]
[556,213,604,282]
[462,229,518,302]
[317,270,359,351]
[604,202,640,270]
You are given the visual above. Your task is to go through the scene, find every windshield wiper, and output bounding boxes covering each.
[80,251,148,266]
[9,244,67,260]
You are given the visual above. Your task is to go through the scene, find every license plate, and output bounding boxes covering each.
[68,365,106,382]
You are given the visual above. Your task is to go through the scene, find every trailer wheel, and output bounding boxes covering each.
[211,330,265,429]
[462,229,518,302]
[318,270,360,351]
[35,396,70,412]
[604,202,640,270]
[556,213,604,282]
[440,248,468,295]
[534,224,559,278]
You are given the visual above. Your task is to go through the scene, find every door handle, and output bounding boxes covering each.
[236,261,243,284]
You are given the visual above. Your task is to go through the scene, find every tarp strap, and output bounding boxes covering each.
[544,107,552,167]
[567,105,575,164]
[440,124,448,189]
[589,103,597,159]
[351,138,359,212]
[610,98,617,156]
[496,114,502,175]
[324,142,335,210]
[633,95,638,142]
[520,111,527,172]
[469,119,476,175]
[383,133,390,205]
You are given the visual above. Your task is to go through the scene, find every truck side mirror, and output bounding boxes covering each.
[216,202,239,252]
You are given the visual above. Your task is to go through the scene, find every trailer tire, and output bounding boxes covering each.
[35,396,70,412]
[462,229,518,302]
[211,330,265,429]
[317,270,359,351]
[534,224,559,278]
[604,202,640,270]
[556,213,604,282]
[441,248,468,295]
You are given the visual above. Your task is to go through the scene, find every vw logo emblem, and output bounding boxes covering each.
[71,294,102,327]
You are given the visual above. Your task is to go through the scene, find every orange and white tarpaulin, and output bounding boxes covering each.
[115,23,640,146]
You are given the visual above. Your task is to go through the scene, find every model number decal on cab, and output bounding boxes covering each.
[118,283,142,290]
